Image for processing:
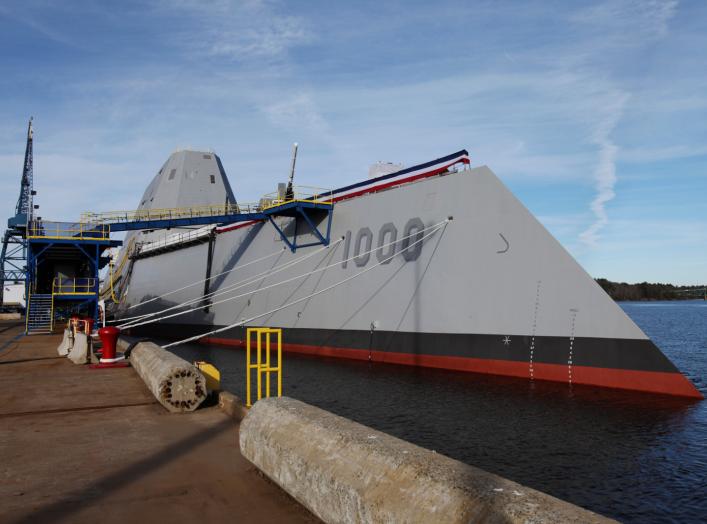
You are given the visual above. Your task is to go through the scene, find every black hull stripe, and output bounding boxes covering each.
[129,324,678,374]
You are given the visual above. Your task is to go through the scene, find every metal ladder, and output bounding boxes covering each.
[26,293,53,334]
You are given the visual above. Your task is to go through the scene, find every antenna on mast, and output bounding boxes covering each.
[285,142,298,200]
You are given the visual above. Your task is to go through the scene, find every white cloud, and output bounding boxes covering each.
[27,154,148,220]
[160,0,313,61]
[209,15,312,59]
[562,0,681,247]
[0,3,77,47]
[571,0,679,41]
[3,0,705,284]
[579,92,630,247]
[620,144,707,163]
[261,93,328,133]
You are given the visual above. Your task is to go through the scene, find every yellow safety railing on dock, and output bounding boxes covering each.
[52,277,98,296]
[246,327,282,407]
[26,221,110,241]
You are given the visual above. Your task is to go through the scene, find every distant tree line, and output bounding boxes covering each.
[595,278,707,301]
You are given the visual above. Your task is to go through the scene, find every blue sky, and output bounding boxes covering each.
[0,0,705,284]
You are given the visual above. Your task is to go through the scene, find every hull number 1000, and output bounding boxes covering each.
[341,217,425,268]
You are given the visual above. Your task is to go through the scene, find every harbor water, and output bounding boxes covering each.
[169,301,707,523]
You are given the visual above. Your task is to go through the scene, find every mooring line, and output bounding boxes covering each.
[116,241,337,325]
[124,220,446,331]
[123,245,287,311]
[163,220,449,349]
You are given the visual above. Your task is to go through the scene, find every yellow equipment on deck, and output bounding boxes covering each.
[194,361,221,392]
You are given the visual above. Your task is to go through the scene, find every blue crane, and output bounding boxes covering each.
[0,118,34,310]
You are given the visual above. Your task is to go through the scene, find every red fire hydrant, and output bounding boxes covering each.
[97,326,124,364]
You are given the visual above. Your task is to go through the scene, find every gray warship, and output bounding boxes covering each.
[105,149,702,399]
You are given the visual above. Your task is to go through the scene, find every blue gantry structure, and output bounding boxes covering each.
[1,118,333,334]
[102,199,334,251]
[24,223,121,334]
[19,199,333,334]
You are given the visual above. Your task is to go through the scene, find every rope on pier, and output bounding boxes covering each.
[162,220,449,349]
[115,245,288,318]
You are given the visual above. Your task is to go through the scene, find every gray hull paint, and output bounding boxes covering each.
[111,151,701,397]
[120,164,643,340]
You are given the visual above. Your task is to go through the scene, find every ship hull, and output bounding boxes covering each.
[114,153,702,399]
[128,322,700,398]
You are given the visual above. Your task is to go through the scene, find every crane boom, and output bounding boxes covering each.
[10,117,34,226]
[1,118,34,309]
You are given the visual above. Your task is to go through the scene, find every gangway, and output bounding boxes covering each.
[78,188,334,251]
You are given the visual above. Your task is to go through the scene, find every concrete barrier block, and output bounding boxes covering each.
[240,397,614,524]
[218,391,248,421]
[116,337,131,352]
[57,329,72,356]
[67,333,89,365]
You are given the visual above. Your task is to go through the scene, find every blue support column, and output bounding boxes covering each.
[298,207,330,247]
[266,203,334,252]
[267,216,297,252]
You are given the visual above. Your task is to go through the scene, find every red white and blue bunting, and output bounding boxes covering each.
[323,149,470,202]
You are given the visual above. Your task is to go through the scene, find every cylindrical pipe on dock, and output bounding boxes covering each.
[121,338,207,413]
[240,397,615,524]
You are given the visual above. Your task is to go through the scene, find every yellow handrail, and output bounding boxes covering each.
[109,259,122,303]
[260,185,333,211]
[100,239,135,301]
[81,203,250,224]
[81,187,333,225]
[246,327,283,407]
[52,277,97,295]
[27,221,110,241]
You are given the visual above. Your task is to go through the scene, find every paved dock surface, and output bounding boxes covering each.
[0,321,317,524]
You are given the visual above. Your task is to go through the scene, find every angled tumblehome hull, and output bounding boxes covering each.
[111,150,702,399]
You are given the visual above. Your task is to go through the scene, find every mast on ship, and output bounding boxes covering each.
[285,142,298,201]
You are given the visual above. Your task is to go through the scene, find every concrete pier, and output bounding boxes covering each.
[241,397,615,524]
[0,321,316,524]
[2,320,614,523]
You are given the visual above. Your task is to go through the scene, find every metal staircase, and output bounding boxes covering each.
[26,294,53,334]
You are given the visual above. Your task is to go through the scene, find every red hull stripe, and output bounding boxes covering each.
[330,162,461,203]
[202,337,703,399]
[216,219,261,234]
[215,155,469,235]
